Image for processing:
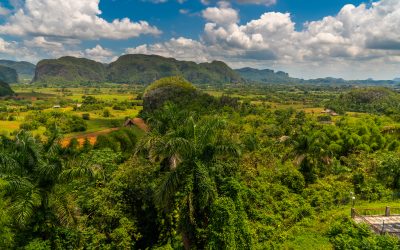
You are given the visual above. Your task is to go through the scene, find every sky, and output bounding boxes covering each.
[0,0,399,80]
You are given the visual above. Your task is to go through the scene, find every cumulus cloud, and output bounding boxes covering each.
[202,2,239,25]
[85,45,114,62]
[127,0,400,79]
[0,0,161,40]
[126,37,210,62]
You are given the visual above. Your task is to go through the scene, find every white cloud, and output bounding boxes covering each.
[236,0,276,6]
[126,37,210,62]
[24,37,64,50]
[0,0,161,40]
[84,45,114,62]
[126,0,400,79]
[202,2,239,26]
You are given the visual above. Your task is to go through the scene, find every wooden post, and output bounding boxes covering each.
[351,208,356,218]
[385,206,390,217]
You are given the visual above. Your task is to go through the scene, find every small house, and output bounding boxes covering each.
[124,118,149,132]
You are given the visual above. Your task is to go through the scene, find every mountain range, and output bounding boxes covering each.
[0,55,397,85]
[0,60,36,79]
[33,55,242,85]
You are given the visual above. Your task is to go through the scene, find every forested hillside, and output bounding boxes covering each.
[33,55,243,85]
[33,56,108,84]
[108,54,242,84]
[0,80,14,96]
[0,65,18,83]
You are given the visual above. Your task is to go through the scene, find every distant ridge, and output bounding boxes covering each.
[236,67,396,85]
[235,67,299,83]
[0,60,35,79]
[33,54,243,85]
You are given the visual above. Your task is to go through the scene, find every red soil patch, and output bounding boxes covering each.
[61,128,120,147]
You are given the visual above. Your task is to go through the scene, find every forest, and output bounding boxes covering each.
[1,77,400,249]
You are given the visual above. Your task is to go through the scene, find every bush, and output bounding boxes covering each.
[103,109,111,118]
[82,113,90,120]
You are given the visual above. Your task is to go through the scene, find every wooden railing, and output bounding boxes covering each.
[353,207,400,217]
[352,207,400,237]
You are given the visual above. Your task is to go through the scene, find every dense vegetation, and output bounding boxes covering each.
[1,77,400,249]
[327,87,400,120]
[0,65,18,83]
[0,80,14,96]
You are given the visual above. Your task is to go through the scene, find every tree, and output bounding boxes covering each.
[0,131,94,247]
[139,115,241,249]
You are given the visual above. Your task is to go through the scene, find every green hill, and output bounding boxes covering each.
[33,56,107,84]
[327,87,400,116]
[0,65,18,83]
[0,80,14,96]
[107,54,243,84]
[0,60,35,79]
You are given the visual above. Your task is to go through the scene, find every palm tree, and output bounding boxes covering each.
[0,131,94,240]
[285,130,331,184]
[139,116,240,249]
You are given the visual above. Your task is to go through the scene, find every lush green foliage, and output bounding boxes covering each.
[0,80,14,96]
[21,111,87,133]
[328,87,400,119]
[1,79,400,249]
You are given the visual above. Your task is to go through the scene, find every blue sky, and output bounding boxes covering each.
[98,0,367,52]
[0,0,399,79]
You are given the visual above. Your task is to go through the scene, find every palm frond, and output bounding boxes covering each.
[11,187,42,226]
[50,189,79,227]
[194,161,217,210]
[0,151,20,174]
[155,167,185,209]
[60,157,95,182]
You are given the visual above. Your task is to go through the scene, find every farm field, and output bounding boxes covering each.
[1,84,143,142]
